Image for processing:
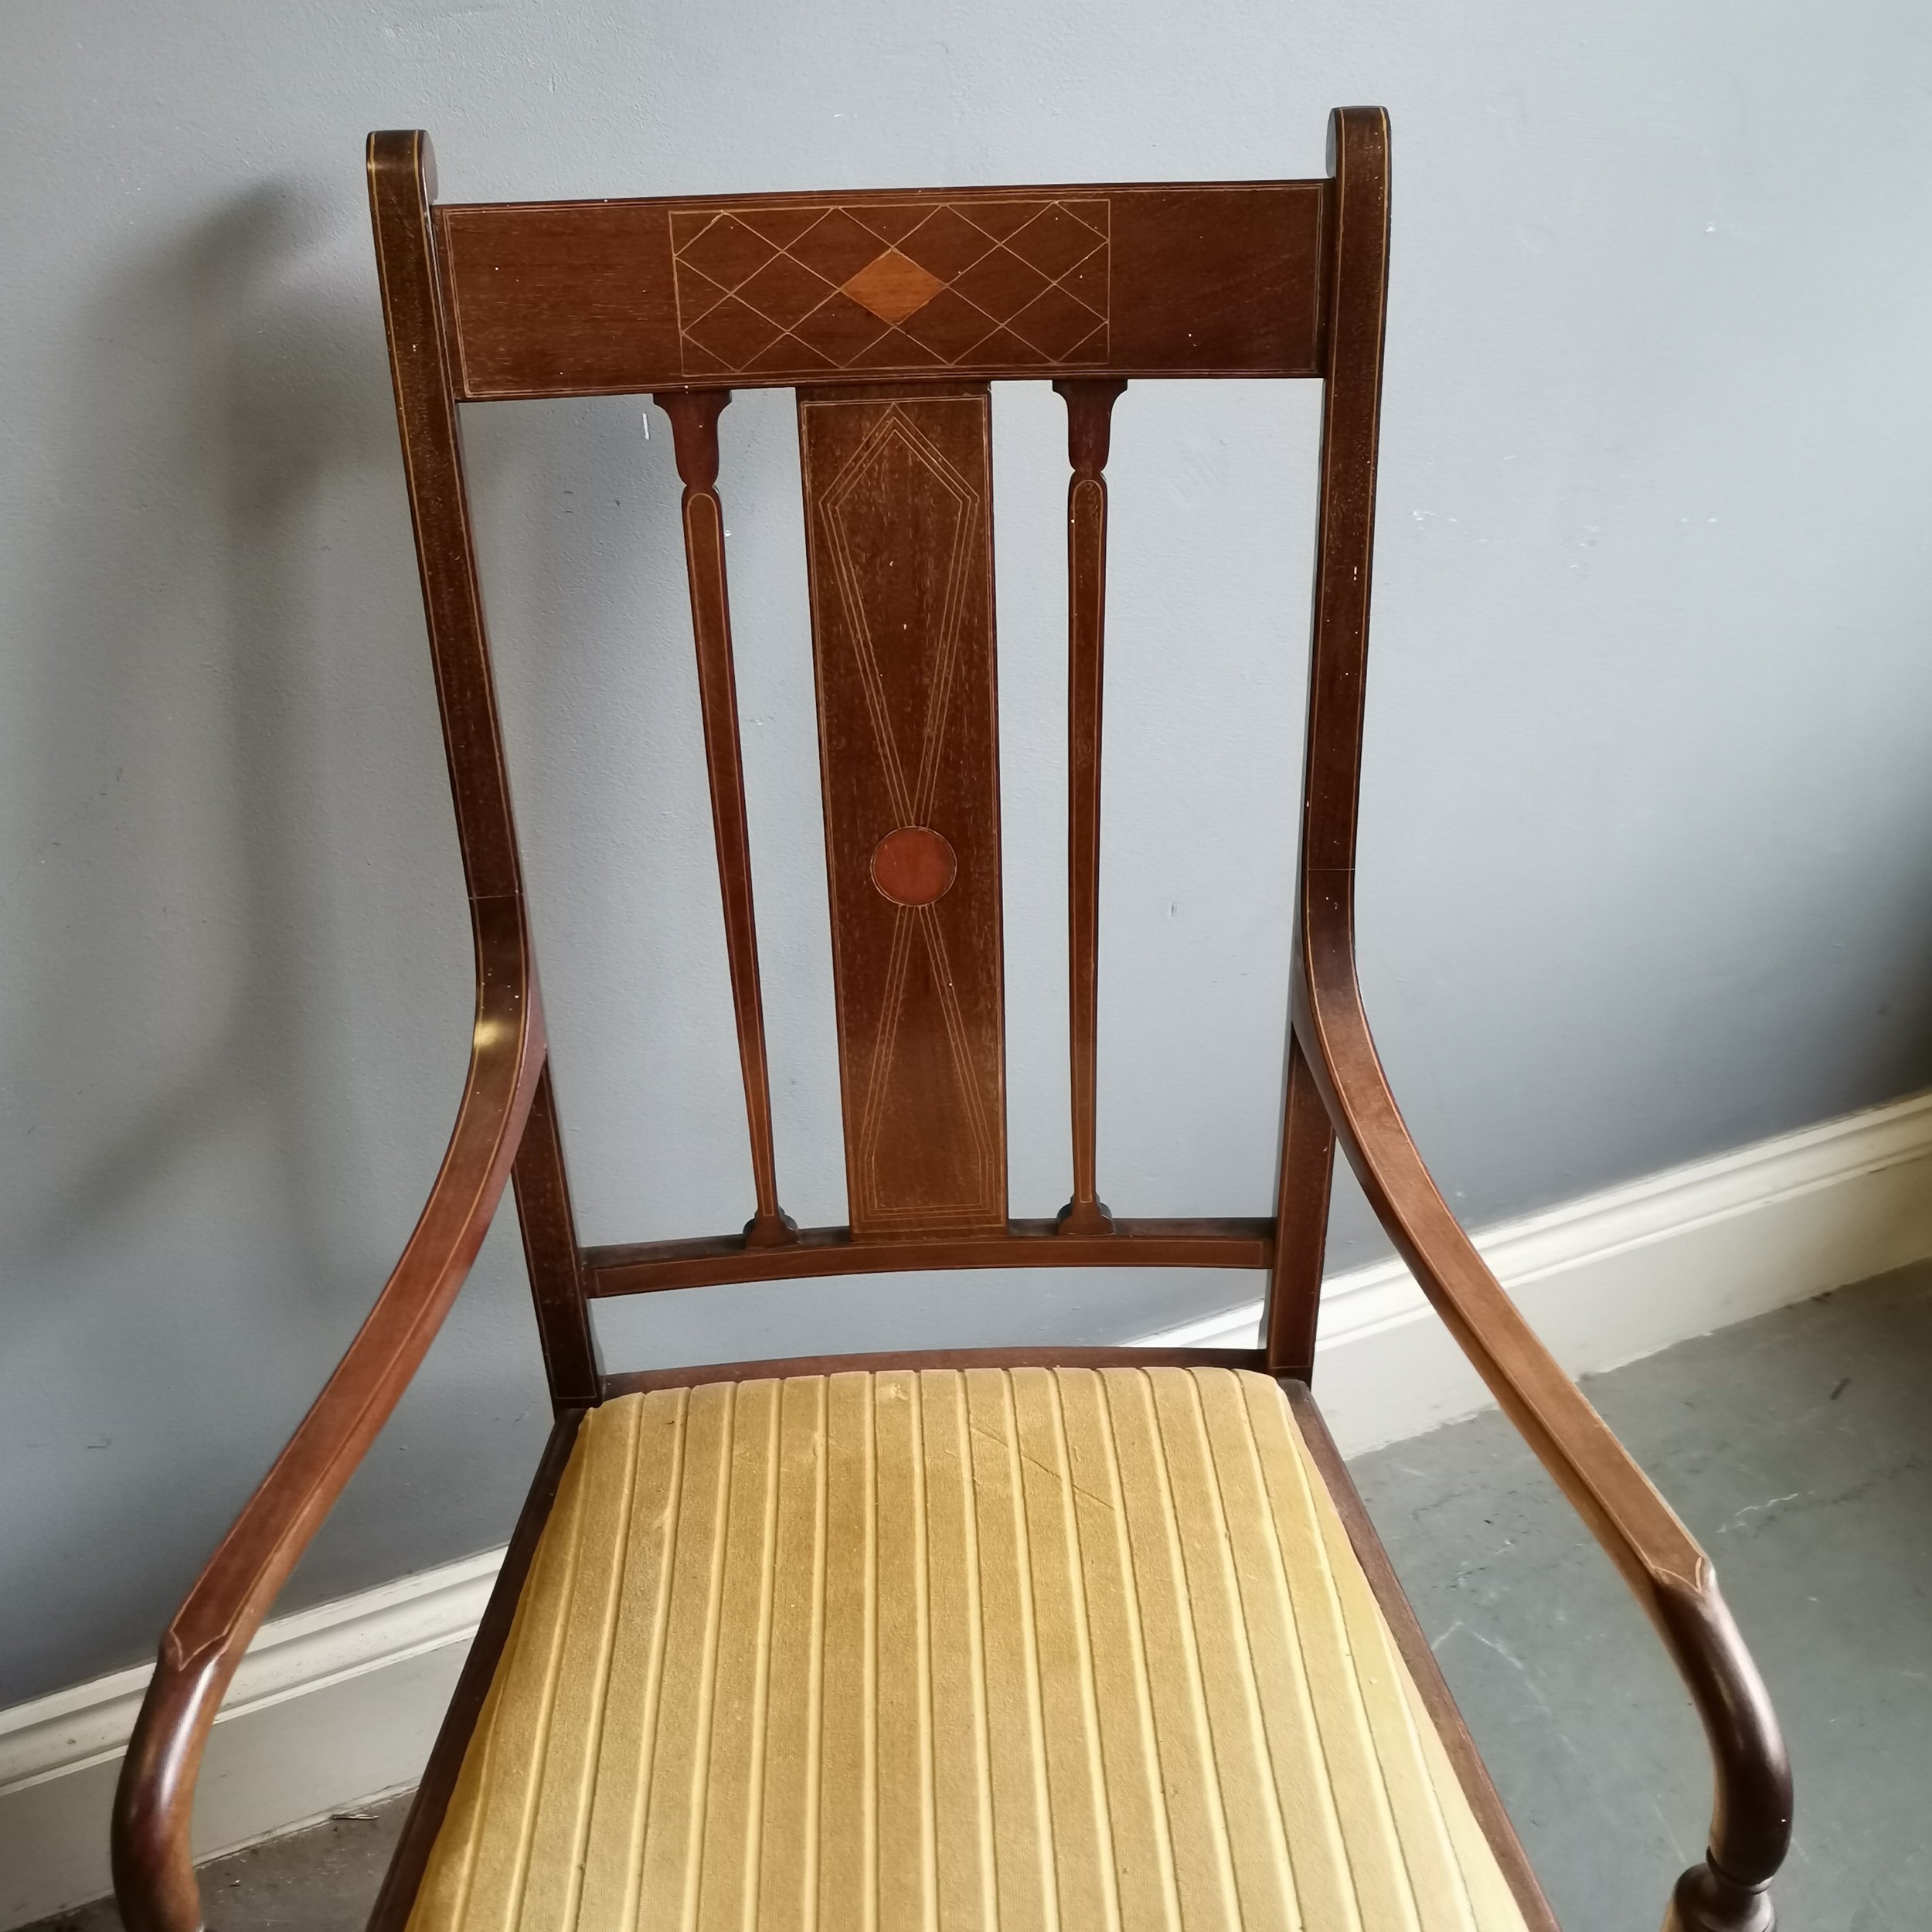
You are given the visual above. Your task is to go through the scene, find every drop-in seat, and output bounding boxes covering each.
[413,1369,1526,1932]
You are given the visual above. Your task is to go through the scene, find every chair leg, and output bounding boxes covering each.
[1663,1861,1775,1932]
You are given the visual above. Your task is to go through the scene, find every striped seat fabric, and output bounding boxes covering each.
[410,1367,1528,1931]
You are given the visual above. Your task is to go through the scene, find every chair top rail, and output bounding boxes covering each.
[433,179,1327,400]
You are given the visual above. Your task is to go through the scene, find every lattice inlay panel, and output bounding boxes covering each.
[670,199,1109,378]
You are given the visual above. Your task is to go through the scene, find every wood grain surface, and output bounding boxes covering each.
[1053,377,1127,1238]
[656,388,796,1250]
[798,383,1008,1240]
[437,182,1324,397]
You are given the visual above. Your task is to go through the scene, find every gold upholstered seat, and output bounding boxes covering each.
[409,1367,1526,1932]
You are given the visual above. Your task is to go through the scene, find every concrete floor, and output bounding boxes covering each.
[1356,1259,1932,1931]
[29,1799,412,1932]
[32,1262,1930,1930]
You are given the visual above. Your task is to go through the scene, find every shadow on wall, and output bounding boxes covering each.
[0,182,542,1699]
[12,189,372,1279]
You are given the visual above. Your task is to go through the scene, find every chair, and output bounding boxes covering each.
[111,110,1792,1932]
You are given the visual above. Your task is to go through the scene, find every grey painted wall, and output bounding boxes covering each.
[5,1,1932,1706]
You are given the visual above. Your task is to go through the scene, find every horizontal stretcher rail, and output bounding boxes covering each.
[600,1344,1271,1400]
[583,1216,1273,1295]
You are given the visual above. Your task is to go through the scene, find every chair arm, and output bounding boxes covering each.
[111,895,546,1932]
[1298,909,1791,1932]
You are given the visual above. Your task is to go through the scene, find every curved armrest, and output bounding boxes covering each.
[1298,894,1791,1932]
[111,895,546,1932]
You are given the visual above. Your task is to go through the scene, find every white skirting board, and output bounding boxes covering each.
[6,1089,1931,1928]
[1145,1085,1932,1456]
[0,1556,498,1930]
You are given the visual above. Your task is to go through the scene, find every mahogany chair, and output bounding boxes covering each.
[111,110,1791,1932]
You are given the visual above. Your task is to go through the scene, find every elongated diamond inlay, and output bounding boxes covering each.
[842,248,947,324]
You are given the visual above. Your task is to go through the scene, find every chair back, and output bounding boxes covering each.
[366,111,1391,1403]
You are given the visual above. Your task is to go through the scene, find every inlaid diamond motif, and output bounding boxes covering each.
[1003,202,1107,278]
[842,250,947,325]
[669,197,1110,377]
[896,206,999,280]
[1010,284,1107,361]
[736,252,838,329]
[675,215,774,291]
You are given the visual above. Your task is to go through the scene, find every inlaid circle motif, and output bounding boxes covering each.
[870,826,957,906]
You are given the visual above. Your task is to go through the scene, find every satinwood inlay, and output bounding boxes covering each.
[842,250,947,325]
[871,826,957,905]
[672,199,1109,379]
[799,386,1006,1240]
